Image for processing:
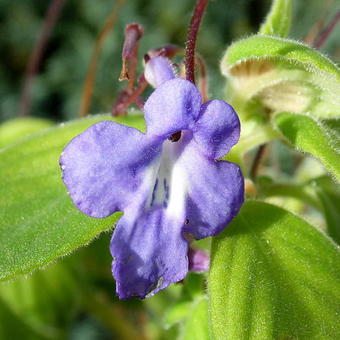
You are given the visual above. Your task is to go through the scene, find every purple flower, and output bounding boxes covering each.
[60,56,244,299]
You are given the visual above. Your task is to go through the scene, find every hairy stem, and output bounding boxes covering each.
[184,0,208,84]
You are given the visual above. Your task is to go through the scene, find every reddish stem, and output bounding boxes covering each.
[119,23,144,90]
[112,76,148,116]
[20,0,65,117]
[184,0,208,84]
[250,144,267,179]
[314,11,340,49]
[79,0,126,117]
[145,44,181,60]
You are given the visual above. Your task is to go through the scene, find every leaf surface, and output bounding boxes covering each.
[0,117,54,149]
[274,112,340,182]
[311,176,340,244]
[209,201,340,340]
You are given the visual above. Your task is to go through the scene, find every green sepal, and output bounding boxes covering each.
[221,35,340,119]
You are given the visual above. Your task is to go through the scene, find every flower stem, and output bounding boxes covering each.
[20,0,65,117]
[250,144,267,179]
[119,23,144,90]
[79,0,126,117]
[112,76,147,116]
[314,11,340,49]
[184,0,209,84]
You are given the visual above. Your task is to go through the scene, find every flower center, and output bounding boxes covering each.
[147,138,186,216]
[168,131,181,142]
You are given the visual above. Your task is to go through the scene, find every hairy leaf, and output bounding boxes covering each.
[0,117,54,149]
[209,201,340,340]
[274,112,340,182]
[221,35,340,118]
[311,176,340,244]
[0,114,145,282]
[259,0,292,37]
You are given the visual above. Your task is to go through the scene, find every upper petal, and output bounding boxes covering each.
[193,99,240,159]
[111,207,189,299]
[60,121,161,218]
[144,78,202,138]
[178,140,244,239]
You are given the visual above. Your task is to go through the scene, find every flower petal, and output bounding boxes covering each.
[193,99,240,159]
[179,142,244,239]
[111,207,189,299]
[60,121,161,218]
[144,56,176,88]
[144,78,202,138]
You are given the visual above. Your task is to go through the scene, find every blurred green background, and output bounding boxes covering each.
[0,0,338,123]
[0,0,339,339]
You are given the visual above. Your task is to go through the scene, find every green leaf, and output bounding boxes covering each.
[221,35,340,118]
[0,117,54,149]
[311,176,340,244]
[182,297,210,340]
[0,114,145,282]
[0,302,44,340]
[274,112,340,182]
[259,0,292,37]
[208,201,340,340]
[164,301,191,329]
[164,273,207,330]
[256,180,321,210]
[0,260,79,338]
[321,118,340,150]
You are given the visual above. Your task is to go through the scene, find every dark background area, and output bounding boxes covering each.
[0,0,338,122]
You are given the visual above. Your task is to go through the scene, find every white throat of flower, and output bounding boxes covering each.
[146,139,187,219]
